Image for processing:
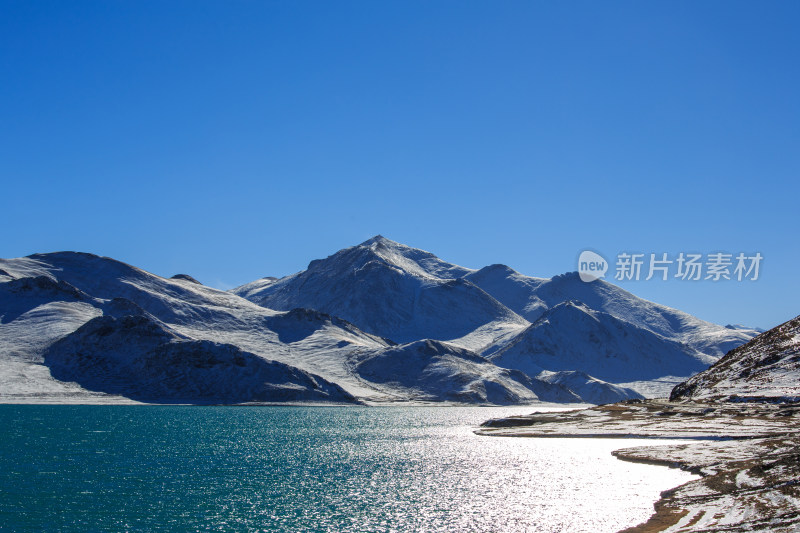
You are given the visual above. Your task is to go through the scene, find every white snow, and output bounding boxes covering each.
[671,315,800,401]
[232,236,755,400]
[0,237,761,405]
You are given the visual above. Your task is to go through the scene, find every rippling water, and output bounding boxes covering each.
[0,405,695,532]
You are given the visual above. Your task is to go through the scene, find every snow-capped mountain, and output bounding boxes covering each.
[45,313,357,403]
[233,236,755,397]
[464,267,755,358]
[534,370,644,405]
[0,253,377,403]
[349,339,583,404]
[235,236,528,350]
[0,237,756,404]
[1,249,627,404]
[490,301,714,383]
[670,315,800,402]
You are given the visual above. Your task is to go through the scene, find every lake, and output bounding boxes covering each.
[0,405,696,532]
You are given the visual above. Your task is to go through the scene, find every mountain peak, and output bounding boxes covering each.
[348,236,472,281]
[359,235,395,248]
[477,264,519,276]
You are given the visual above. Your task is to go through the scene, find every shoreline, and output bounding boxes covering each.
[0,395,591,408]
[477,399,800,532]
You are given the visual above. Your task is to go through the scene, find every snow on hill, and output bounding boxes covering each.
[233,236,528,350]
[462,264,549,322]
[535,370,644,404]
[0,253,384,403]
[671,315,800,402]
[233,236,756,397]
[0,250,594,404]
[490,301,714,383]
[465,268,753,358]
[350,339,582,404]
[1,237,759,405]
[44,313,357,403]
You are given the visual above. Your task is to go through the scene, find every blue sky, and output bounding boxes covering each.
[1,1,797,329]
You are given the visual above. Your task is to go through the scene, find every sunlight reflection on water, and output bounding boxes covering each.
[0,405,697,532]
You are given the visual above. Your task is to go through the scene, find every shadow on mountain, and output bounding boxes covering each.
[0,276,88,324]
[44,314,359,404]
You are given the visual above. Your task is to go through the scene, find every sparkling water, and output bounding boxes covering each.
[0,405,696,532]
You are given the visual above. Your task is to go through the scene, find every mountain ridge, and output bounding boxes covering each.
[232,235,755,397]
[1,249,624,404]
[1,237,757,404]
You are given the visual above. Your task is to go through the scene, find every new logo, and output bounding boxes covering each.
[578,250,608,282]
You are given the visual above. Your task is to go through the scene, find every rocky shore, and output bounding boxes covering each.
[477,399,800,532]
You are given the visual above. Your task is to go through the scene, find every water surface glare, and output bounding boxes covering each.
[0,405,697,532]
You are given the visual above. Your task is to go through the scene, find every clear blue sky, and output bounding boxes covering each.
[1,1,797,329]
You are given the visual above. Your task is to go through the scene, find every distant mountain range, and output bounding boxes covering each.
[0,236,761,405]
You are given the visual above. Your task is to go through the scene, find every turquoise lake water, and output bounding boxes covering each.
[0,405,695,532]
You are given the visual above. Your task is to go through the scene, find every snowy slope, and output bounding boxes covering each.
[233,237,755,398]
[232,236,528,350]
[350,339,582,404]
[0,251,591,404]
[1,239,758,405]
[490,301,714,383]
[235,237,752,361]
[463,264,549,322]
[671,315,800,402]
[44,314,357,403]
[535,370,644,404]
[0,253,386,403]
[465,268,753,358]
